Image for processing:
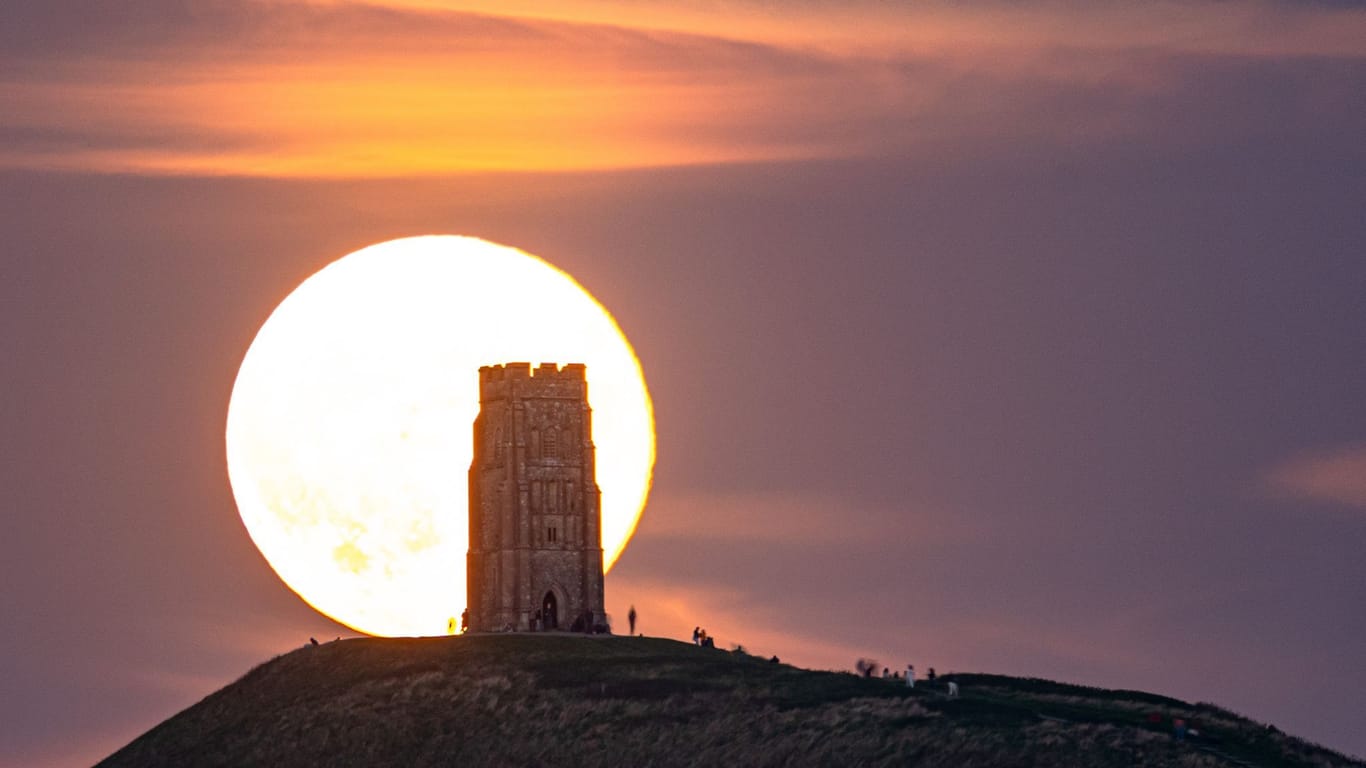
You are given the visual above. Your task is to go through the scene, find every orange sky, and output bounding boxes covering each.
[3,0,1364,177]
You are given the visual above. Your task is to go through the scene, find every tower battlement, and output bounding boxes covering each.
[478,362,587,402]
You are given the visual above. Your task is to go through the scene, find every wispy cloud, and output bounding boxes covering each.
[2,1,1364,176]
[311,1,1366,59]
[605,573,884,669]
[1266,445,1366,509]
[0,2,872,175]
[607,563,1167,678]
[639,490,934,545]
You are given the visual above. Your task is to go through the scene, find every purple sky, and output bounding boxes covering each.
[3,2,1366,765]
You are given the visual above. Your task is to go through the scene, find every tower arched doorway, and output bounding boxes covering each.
[542,591,558,630]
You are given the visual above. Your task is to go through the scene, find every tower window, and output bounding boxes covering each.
[544,428,558,459]
[547,526,558,543]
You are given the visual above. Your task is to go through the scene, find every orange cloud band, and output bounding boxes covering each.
[3,1,1364,177]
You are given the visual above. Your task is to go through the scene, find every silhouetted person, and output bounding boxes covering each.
[628,605,637,635]
[927,667,937,683]
[703,636,715,648]
[882,667,890,679]
[460,609,469,633]
[770,655,780,663]
[906,664,915,688]
[310,637,319,647]
[693,626,701,645]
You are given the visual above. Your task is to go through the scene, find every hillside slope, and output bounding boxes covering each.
[98,635,1361,767]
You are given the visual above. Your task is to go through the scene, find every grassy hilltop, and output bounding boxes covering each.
[98,635,1361,768]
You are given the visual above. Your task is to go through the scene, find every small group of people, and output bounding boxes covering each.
[901,665,936,687]
[691,626,715,648]
[872,663,957,696]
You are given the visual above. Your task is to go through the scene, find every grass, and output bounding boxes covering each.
[97,635,1364,768]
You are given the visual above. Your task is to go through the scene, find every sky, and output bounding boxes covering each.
[3,0,1366,764]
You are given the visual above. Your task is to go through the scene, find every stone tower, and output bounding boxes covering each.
[466,362,607,633]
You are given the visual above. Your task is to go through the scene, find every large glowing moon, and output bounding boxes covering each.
[225,236,654,637]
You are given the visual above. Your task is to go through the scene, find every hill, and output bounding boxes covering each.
[98,635,1362,767]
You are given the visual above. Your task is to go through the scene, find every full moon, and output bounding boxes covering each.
[225,236,655,637]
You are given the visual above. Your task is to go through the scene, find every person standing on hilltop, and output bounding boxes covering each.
[906,665,915,688]
[692,626,701,645]
[628,605,637,636]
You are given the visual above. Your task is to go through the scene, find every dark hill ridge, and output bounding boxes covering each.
[98,635,1361,768]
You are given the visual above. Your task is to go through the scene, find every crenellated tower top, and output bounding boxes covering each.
[478,362,588,402]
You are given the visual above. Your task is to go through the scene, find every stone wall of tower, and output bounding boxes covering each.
[466,362,606,633]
